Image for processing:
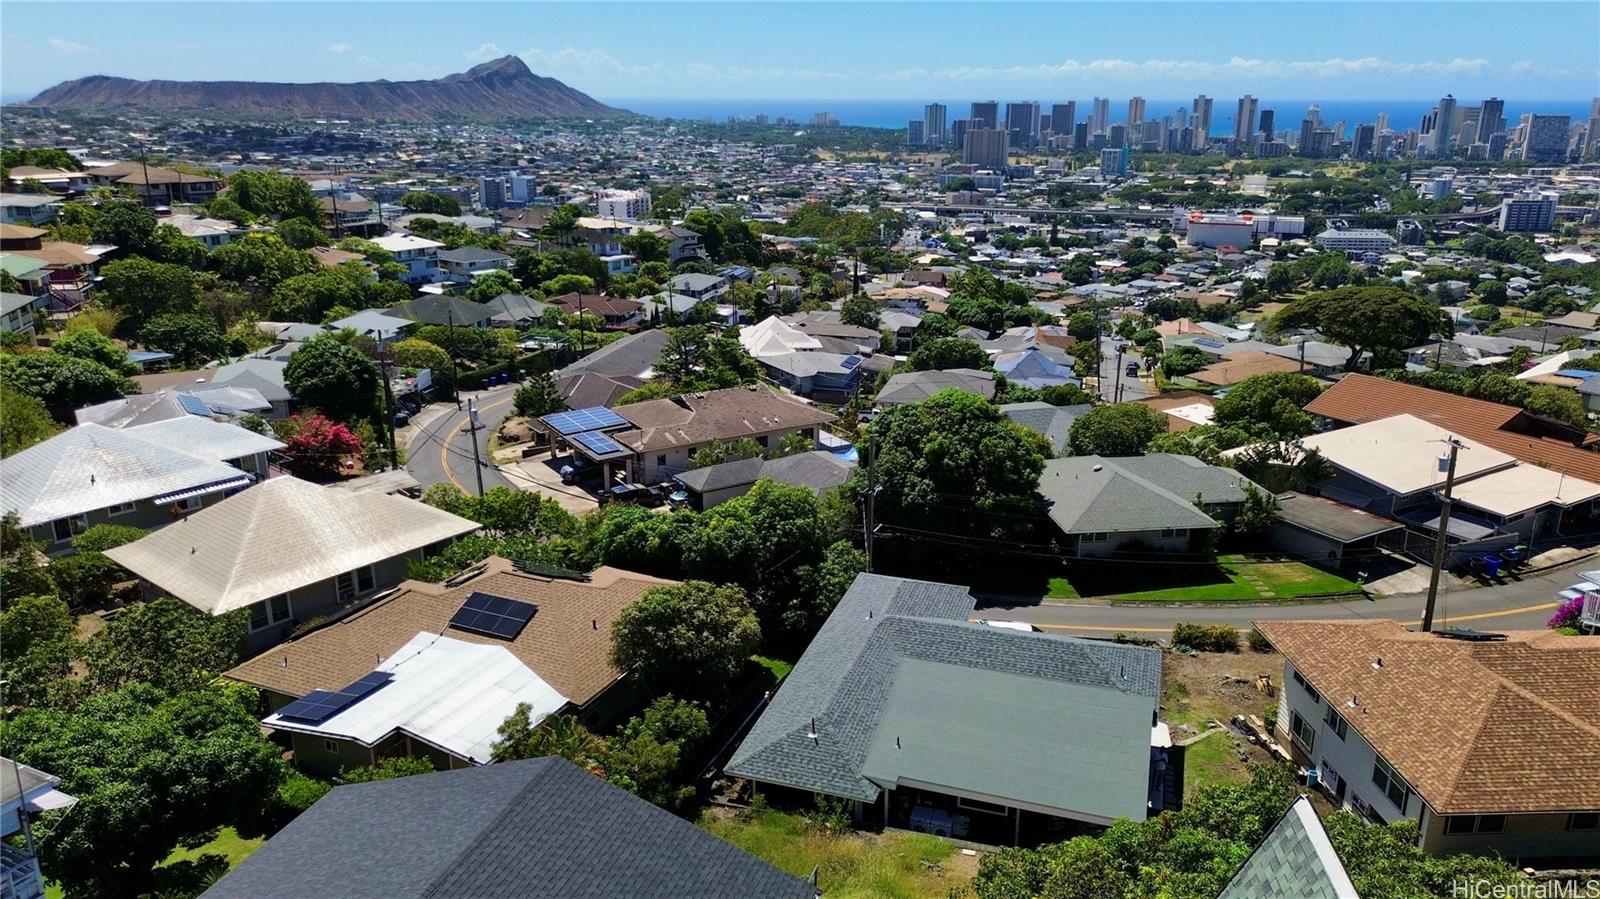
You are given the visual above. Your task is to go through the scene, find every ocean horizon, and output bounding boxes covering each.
[607,97,1594,136]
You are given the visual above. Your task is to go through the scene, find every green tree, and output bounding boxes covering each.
[0,352,132,410]
[99,256,200,329]
[137,313,227,366]
[768,432,815,458]
[284,335,382,422]
[1067,311,1100,341]
[0,390,62,456]
[465,269,521,302]
[858,389,1049,554]
[0,594,78,708]
[1211,372,1323,439]
[390,337,455,393]
[211,233,321,289]
[1067,403,1166,456]
[274,216,326,250]
[493,708,607,767]
[908,337,988,372]
[92,199,157,251]
[1,513,56,598]
[1,683,284,898]
[609,581,761,700]
[53,329,132,373]
[1264,263,1297,295]
[399,190,461,217]
[339,755,436,783]
[227,170,322,221]
[513,369,564,418]
[1161,345,1211,377]
[144,223,209,269]
[620,230,668,264]
[839,292,880,328]
[268,265,370,322]
[83,597,246,694]
[688,436,765,468]
[915,312,961,341]
[1273,285,1453,370]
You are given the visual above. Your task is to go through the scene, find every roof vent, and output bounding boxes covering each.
[1370,657,1382,670]
[1092,464,1104,472]
[807,717,819,744]
[1434,629,1507,642]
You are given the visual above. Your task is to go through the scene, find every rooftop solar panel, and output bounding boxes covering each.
[541,406,629,436]
[274,671,396,724]
[177,393,212,416]
[448,591,537,640]
[572,430,627,458]
[841,355,862,370]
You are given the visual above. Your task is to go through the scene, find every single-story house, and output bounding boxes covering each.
[0,421,281,553]
[876,368,997,406]
[999,402,1092,455]
[435,246,512,283]
[548,292,644,330]
[672,450,855,509]
[1257,619,1600,863]
[389,295,496,329]
[605,387,835,484]
[991,347,1080,390]
[224,558,673,773]
[726,573,1166,845]
[482,292,552,328]
[202,758,818,899]
[107,476,478,649]
[2,756,77,899]
[1268,492,1404,570]
[328,309,416,345]
[665,271,728,300]
[0,291,45,338]
[756,352,867,403]
[553,329,670,409]
[1037,454,1254,557]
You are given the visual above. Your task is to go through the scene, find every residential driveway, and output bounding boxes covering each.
[494,444,600,515]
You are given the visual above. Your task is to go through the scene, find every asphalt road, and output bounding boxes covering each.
[403,384,519,495]
[1093,335,1152,402]
[976,558,1586,636]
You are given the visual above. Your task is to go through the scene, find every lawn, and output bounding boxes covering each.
[702,806,976,899]
[751,654,795,680]
[1161,651,1286,799]
[159,827,264,870]
[1047,554,1363,602]
[44,828,266,899]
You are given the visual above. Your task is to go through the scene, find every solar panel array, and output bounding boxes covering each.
[572,430,627,458]
[841,355,862,370]
[177,393,212,416]
[276,671,395,723]
[448,591,537,640]
[541,406,629,436]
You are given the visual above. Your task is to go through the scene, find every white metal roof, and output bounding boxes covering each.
[104,476,478,615]
[739,316,823,359]
[1291,414,1517,496]
[1450,464,1600,517]
[0,423,258,527]
[263,632,568,765]
[125,416,284,462]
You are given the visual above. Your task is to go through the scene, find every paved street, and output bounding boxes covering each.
[1092,335,1152,402]
[976,558,1587,636]
[403,384,518,495]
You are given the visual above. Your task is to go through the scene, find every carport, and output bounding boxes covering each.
[1269,492,1404,569]
[535,407,638,487]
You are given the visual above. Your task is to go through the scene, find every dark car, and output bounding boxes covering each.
[559,457,600,485]
[605,483,663,507]
[1125,361,1140,377]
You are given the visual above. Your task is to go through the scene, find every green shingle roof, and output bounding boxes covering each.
[1217,795,1361,899]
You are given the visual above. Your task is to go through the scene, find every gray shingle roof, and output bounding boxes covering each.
[203,758,816,899]
[1037,455,1221,536]
[726,574,1161,821]
[1217,795,1361,899]
[557,329,670,380]
[674,451,854,495]
[875,368,996,405]
[1000,401,1091,455]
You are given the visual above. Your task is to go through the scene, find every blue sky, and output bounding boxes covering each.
[3,2,1597,101]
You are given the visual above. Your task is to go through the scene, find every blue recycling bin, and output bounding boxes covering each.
[1481,555,1502,577]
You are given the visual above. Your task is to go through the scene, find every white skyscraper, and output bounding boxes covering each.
[1432,95,1458,155]
[1192,95,1214,139]
[1234,95,1258,146]
[1090,97,1110,135]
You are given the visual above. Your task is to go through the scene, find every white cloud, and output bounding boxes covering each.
[897,55,1594,83]
[521,46,851,83]
[47,37,91,55]
[467,43,506,62]
[326,42,355,54]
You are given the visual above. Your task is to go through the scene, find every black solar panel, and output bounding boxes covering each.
[275,671,396,723]
[448,591,537,640]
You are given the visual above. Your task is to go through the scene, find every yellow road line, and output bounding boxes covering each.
[1011,600,1561,635]
[437,390,518,494]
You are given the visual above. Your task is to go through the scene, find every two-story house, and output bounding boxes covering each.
[435,246,512,284]
[1257,619,1600,864]
[371,234,444,284]
[86,161,223,206]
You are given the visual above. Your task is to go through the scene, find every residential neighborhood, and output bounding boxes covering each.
[1,7,1599,897]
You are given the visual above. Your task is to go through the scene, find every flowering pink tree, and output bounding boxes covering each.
[1548,595,1585,630]
[278,412,363,479]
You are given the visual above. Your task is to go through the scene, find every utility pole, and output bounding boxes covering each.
[1420,438,1462,632]
[376,331,399,470]
[863,435,878,572]
[466,398,486,497]
[1113,344,1125,402]
[446,308,461,406]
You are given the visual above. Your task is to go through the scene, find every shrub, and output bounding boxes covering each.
[1262,703,1279,733]
[277,773,332,814]
[276,412,363,479]
[1171,622,1241,652]
[1548,595,1584,630]
[71,523,147,553]
[46,552,129,609]
[339,755,436,784]
[801,794,852,835]
[1246,627,1273,653]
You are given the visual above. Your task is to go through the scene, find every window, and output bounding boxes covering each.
[179,496,203,511]
[249,594,292,632]
[1323,705,1348,740]
[1567,813,1599,832]
[1085,532,1109,542]
[1290,710,1315,752]
[656,454,667,467]
[1292,669,1321,703]
[1445,815,1505,835]
[107,501,137,516]
[337,566,377,602]
[1372,757,1409,814]
[322,739,339,754]
[51,515,88,543]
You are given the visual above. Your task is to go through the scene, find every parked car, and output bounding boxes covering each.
[559,458,601,485]
[605,483,663,507]
[977,619,1042,633]
[1125,361,1140,378]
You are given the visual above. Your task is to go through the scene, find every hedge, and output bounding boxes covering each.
[1171,622,1241,652]
[456,351,551,391]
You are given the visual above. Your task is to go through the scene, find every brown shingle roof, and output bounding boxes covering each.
[1305,374,1600,484]
[226,558,676,706]
[614,386,835,453]
[1190,351,1302,386]
[1255,620,1600,815]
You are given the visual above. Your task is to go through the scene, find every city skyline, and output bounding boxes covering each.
[3,1,1597,101]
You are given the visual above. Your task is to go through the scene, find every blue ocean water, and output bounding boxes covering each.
[608,97,1594,136]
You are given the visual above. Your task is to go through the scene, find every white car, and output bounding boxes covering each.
[977,619,1042,633]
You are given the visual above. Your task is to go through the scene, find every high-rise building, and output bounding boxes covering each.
[970,101,999,130]
[596,188,651,221]
[1477,98,1504,144]
[1050,102,1075,137]
[1127,97,1146,127]
[1376,112,1390,135]
[1072,121,1089,150]
[963,127,1009,171]
[1432,95,1458,155]
[1090,97,1110,135]
[1587,97,1600,159]
[478,175,506,210]
[1234,95,1258,146]
[1258,109,1275,142]
[1520,115,1571,161]
[1100,146,1130,178]
[1498,191,1558,231]
[1192,95,1213,138]
[1005,101,1040,147]
[1305,104,1322,128]
[1107,123,1127,149]
[1297,119,1318,156]
[923,103,947,148]
[1353,123,1376,159]
[952,118,970,150]
[906,119,925,148]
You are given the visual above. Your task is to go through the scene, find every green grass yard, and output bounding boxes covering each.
[44,828,266,899]
[701,807,975,899]
[1047,554,1363,602]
